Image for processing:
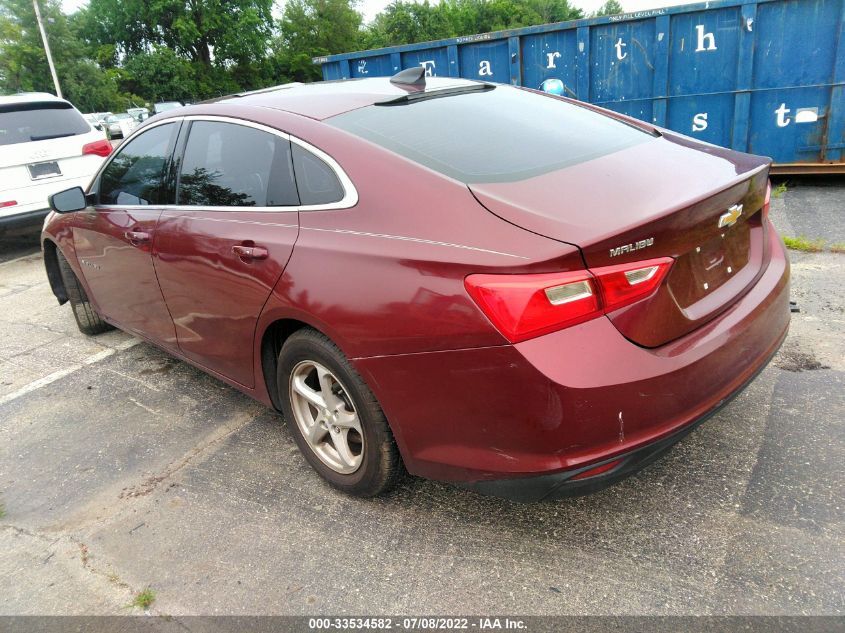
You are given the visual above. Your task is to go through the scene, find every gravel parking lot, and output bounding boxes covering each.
[0,181,842,617]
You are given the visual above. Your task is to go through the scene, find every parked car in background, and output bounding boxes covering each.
[82,113,101,130]
[0,92,111,230]
[104,112,138,139]
[153,101,183,114]
[127,107,149,122]
[94,112,113,128]
[40,74,790,500]
[83,112,112,131]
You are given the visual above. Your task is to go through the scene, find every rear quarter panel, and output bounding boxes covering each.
[253,112,586,360]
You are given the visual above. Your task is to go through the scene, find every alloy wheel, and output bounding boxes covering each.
[289,360,364,474]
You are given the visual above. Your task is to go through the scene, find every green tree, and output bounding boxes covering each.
[276,0,364,81]
[363,1,453,49]
[445,0,582,34]
[1,0,70,94]
[594,0,624,17]
[121,47,196,103]
[0,0,131,110]
[362,0,584,49]
[75,0,278,101]
[81,0,275,66]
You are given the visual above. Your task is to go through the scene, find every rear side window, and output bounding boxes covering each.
[292,144,345,206]
[328,86,653,183]
[0,101,90,146]
[98,123,178,205]
[177,121,298,207]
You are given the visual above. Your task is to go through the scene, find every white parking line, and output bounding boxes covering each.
[0,338,140,406]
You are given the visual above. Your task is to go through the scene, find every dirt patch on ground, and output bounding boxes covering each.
[775,346,830,372]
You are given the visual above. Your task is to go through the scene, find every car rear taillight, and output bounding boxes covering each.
[590,258,673,312]
[0,200,17,209]
[465,257,673,343]
[762,180,772,219]
[464,271,602,342]
[82,139,112,157]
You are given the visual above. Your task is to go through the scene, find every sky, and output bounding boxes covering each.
[60,0,691,25]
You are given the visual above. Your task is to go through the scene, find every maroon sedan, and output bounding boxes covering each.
[42,71,790,501]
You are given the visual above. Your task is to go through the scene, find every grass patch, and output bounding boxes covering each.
[783,236,826,253]
[771,182,788,198]
[131,588,155,610]
[830,243,845,254]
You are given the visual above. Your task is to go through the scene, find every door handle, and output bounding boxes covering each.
[232,245,269,261]
[124,230,151,245]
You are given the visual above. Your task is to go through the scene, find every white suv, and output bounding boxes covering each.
[0,93,111,230]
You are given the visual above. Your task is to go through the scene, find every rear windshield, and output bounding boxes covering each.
[0,101,90,146]
[328,86,653,183]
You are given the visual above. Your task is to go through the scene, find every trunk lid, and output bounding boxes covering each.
[470,132,772,347]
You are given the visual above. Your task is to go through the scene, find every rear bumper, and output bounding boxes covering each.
[0,207,50,229]
[455,329,785,501]
[0,172,94,228]
[354,224,791,493]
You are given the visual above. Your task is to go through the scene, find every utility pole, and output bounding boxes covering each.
[32,0,62,98]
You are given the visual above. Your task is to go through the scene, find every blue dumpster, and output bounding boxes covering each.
[314,0,845,173]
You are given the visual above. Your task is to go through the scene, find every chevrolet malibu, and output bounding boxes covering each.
[41,71,790,501]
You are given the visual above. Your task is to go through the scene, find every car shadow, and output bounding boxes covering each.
[0,225,42,263]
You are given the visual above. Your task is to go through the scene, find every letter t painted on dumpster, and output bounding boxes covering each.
[775,103,791,127]
[615,37,627,60]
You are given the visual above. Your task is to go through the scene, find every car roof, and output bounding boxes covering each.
[0,92,70,107]
[206,77,485,120]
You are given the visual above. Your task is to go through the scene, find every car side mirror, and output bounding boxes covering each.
[49,187,88,214]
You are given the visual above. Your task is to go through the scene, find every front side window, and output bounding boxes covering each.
[177,121,298,207]
[98,123,178,205]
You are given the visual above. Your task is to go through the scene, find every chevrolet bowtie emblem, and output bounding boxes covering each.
[718,204,743,228]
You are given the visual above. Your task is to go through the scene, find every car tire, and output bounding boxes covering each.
[277,328,404,497]
[56,251,114,335]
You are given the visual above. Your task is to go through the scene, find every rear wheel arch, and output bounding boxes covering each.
[259,319,403,451]
[260,316,364,411]
[261,318,316,411]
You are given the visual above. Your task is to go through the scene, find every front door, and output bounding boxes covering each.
[72,122,180,348]
[153,119,300,387]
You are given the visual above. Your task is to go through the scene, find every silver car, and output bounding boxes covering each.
[104,113,138,139]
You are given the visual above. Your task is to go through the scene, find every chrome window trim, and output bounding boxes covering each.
[93,114,358,213]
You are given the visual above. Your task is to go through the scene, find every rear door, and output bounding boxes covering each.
[152,119,301,388]
[72,121,181,347]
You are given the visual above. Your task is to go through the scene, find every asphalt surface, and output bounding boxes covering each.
[772,177,845,244]
[0,181,843,617]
